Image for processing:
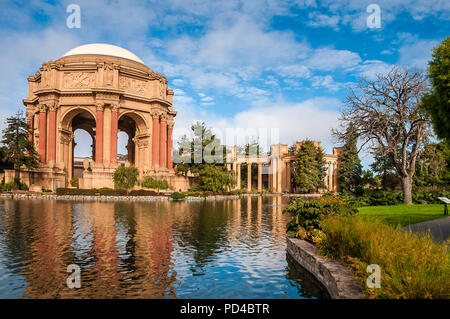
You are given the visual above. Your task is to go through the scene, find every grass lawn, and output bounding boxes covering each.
[357,204,447,227]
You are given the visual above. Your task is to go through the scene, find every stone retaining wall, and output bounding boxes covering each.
[0,193,242,202]
[287,237,365,299]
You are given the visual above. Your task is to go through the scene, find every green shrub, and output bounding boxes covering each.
[284,196,357,240]
[70,179,78,187]
[141,176,170,190]
[113,166,139,192]
[343,190,450,207]
[170,192,186,200]
[129,189,158,196]
[188,185,203,192]
[319,215,449,299]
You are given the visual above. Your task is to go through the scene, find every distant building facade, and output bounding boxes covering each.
[226,141,342,193]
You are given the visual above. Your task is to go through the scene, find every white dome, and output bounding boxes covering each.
[62,43,144,64]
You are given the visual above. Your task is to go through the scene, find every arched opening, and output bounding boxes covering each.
[118,115,136,166]
[117,112,149,170]
[65,110,96,184]
[117,131,130,165]
[73,128,94,179]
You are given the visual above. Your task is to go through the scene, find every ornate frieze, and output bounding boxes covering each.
[119,76,147,95]
[64,72,96,88]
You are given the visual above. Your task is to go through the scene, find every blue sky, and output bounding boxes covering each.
[0,0,449,164]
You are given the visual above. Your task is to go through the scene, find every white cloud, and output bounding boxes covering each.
[306,48,362,71]
[306,12,340,29]
[398,39,440,69]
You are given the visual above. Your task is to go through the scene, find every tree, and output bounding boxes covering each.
[1,112,39,190]
[175,121,235,191]
[414,141,450,190]
[370,150,400,191]
[199,165,236,192]
[293,140,325,193]
[338,124,362,194]
[334,67,431,203]
[422,36,450,141]
[175,121,226,174]
[112,166,139,193]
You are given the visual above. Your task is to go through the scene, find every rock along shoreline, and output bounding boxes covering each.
[0,192,323,202]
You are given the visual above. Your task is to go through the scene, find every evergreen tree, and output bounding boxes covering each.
[294,141,325,193]
[338,124,362,194]
[174,121,235,191]
[1,112,39,189]
[422,36,450,141]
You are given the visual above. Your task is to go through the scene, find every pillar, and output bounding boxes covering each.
[47,104,57,162]
[328,162,333,191]
[286,161,291,192]
[167,122,173,170]
[257,163,262,191]
[38,105,47,163]
[110,105,118,164]
[152,113,159,168]
[247,162,252,192]
[237,163,241,189]
[95,103,104,164]
[26,113,33,142]
[160,116,167,169]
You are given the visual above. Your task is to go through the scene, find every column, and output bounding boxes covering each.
[257,163,262,191]
[286,161,291,192]
[152,113,159,168]
[247,163,252,192]
[95,103,104,164]
[232,160,237,189]
[47,103,57,162]
[328,162,333,191]
[237,163,241,189]
[159,116,167,169]
[26,112,33,142]
[38,104,47,163]
[167,122,173,170]
[110,104,118,164]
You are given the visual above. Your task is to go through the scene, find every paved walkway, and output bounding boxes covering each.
[404,217,450,243]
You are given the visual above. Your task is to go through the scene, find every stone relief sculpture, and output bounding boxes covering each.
[64,72,95,88]
[119,76,147,95]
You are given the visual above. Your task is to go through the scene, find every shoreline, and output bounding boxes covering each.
[0,192,323,202]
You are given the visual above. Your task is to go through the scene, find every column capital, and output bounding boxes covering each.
[38,104,47,112]
[111,103,120,112]
[167,121,174,129]
[160,113,168,121]
[96,102,104,111]
[151,110,162,119]
[47,101,59,111]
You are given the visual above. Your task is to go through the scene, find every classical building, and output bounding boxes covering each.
[226,141,342,193]
[5,43,341,193]
[19,43,190,190]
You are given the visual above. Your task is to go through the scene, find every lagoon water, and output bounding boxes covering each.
[0,196,326,298]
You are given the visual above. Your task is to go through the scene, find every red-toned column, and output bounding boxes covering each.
[95,103,104,164]
[38,104,47,163]
[152,113,160,168]
[47,103,57,162]
[159,116,167,169]
[110,104,119,164]
[167,122,173,170]
[26,111,33,142]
